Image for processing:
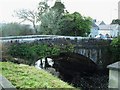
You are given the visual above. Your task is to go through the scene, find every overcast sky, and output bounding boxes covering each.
[0,0,119,24]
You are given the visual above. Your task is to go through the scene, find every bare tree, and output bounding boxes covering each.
[15,9,37,34]
[15,0,50,34]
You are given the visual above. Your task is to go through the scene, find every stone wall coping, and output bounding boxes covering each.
[0,75,16,90]
[107,61,120,70]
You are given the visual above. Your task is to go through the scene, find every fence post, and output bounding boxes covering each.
[107,61,120,89]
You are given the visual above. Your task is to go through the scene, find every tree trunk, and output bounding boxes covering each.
[33,22,37,34]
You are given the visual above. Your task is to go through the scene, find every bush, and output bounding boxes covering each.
[110,36,120,62]
[8,44,60,65]
[7,43,74,65]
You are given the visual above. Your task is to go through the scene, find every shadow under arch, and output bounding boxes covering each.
[47,52,98,81]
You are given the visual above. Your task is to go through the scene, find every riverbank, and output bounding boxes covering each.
[0,62,75,89]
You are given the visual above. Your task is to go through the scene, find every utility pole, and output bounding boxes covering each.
[118,1,120,19]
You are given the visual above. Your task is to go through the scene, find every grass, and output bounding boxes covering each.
[0,62,75,89]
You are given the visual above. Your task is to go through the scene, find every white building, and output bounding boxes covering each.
[89,20,99,37]
[98,24,120,37]
[89,19,120,38]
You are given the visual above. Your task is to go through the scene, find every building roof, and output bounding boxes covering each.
[92,22,98,27]
[99,24,119,30]
[99,21,106,25]
[99,25,111,30]
[95,21,106,26]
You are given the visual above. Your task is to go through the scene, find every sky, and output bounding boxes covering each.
[0,0,119,24]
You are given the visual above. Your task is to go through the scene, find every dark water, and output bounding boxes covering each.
[71,73,109,90]
[49,52,109,90]
[61,70,109,90]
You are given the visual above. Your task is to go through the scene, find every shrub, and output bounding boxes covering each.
[7,43,74,65]
[110,36,120,62]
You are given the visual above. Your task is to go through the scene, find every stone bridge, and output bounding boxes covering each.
[73,39,112,68]
[1,35,113,68]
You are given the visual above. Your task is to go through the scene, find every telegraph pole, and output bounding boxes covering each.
[118,1,120,19]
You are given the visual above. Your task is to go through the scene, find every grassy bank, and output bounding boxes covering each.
[0,62,75,89]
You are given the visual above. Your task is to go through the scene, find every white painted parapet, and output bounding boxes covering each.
[107,61,120,89]
[0,75,16,90]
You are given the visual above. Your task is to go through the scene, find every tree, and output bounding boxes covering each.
[38,1,92,36]
[111,19,120,25]
[15,9,37,34]
[38,1,65,35]
[37,1,49,21]
[1,23,33,36]
[51,1,65,15]
[58,12,92,36]
[15,0,49,34]
[39,10,59,34]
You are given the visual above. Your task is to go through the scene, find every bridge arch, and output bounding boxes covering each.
[44,52,109,89]
[48,52,97,73]
[45,52,98,83]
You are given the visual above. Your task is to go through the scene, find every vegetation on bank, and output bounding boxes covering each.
[0,62,75,89]
[2,42,74,65]
[110,36,120,62]
[8,44,60,65]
